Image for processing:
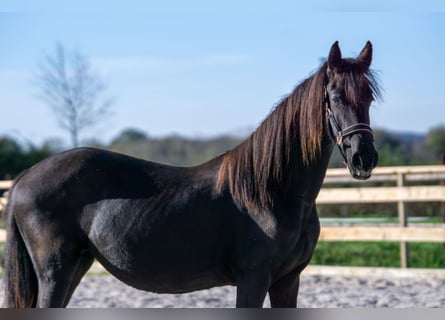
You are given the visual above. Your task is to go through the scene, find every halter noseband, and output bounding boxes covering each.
[324,87,375,164]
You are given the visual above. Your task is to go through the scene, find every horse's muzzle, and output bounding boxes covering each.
[347,137,378,180]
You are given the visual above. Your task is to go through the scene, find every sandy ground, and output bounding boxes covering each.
[2,274,443,308]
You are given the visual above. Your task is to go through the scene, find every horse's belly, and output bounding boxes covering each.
[128,269,232,294]
[99,255,232,293]
[87,198,234,293]
[90,236,233,293]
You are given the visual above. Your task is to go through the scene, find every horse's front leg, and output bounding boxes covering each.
[235,269,271,308]
[268,268,301,308]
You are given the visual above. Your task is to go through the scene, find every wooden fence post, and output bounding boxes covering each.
[397,172,409,268]
[441,154,445,250]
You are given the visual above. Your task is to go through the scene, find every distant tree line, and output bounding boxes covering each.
[1,125,445,180]
[0,137,52,180]
[107,128,241,167]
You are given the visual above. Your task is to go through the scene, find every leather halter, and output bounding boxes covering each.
[324,87,375,164]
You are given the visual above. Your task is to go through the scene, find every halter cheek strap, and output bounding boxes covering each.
[324,89,375,164]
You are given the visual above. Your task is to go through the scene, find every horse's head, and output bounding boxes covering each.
[325,41,380,180]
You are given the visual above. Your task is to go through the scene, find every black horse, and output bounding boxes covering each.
[3,41,380,308]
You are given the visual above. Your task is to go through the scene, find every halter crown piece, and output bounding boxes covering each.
[324,87,375,164]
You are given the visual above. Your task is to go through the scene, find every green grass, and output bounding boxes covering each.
[311,241,445,268]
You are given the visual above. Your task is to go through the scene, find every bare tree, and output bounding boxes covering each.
[35,43,114,148]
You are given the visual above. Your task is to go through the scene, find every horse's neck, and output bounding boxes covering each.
[253,138,333,239]
[288,136,334,203]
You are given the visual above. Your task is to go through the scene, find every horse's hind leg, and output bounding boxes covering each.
[29,232,92,308]
[62,251,95,307]
[35,246,94,307]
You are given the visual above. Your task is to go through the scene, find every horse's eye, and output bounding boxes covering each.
[332,97,341,104]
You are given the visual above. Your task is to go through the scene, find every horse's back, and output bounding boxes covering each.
[11,147,173,209]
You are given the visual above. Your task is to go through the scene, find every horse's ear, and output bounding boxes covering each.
[328,41,342,70]
[357,41,372,70]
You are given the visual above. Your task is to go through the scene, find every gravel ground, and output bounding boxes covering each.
[2,274,444,307]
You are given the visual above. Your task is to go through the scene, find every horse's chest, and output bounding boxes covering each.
[273,218,320,278]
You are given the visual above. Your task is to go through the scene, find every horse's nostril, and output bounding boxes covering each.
[351,150,378,172]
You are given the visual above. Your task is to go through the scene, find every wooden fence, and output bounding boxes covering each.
[318,165,445,271]
[1,165,445,276]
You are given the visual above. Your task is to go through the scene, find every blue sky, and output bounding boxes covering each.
[1,1,445,147]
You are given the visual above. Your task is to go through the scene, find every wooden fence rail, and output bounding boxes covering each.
[1,165,445,275]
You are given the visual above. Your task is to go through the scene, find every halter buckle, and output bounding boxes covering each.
[336,133,343,145]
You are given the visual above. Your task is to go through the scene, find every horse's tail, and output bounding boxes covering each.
[2,178,38,308]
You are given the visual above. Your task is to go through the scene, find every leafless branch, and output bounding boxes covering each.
[34,43,114,148]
